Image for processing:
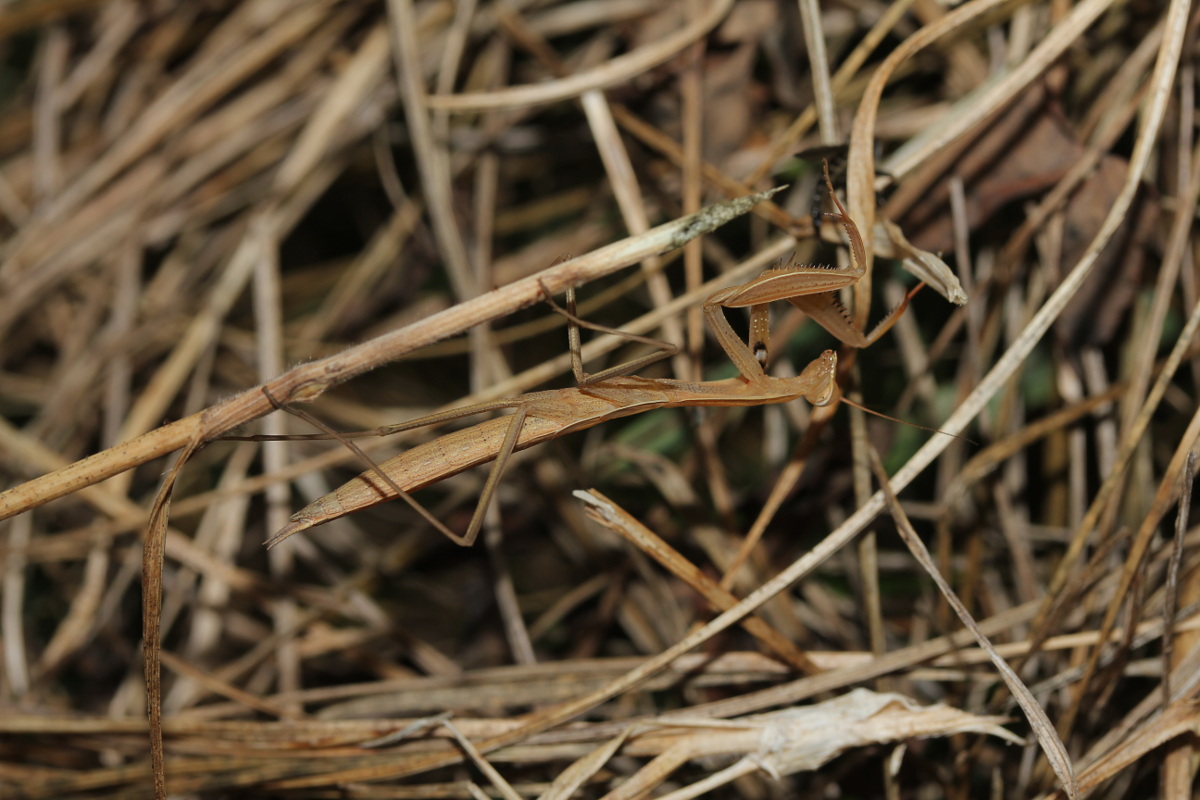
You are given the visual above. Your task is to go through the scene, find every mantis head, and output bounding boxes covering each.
[800,349,839,407]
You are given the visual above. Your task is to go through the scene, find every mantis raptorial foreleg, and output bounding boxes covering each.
[706,161,923,368]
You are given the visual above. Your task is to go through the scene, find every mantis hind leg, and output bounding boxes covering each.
[259,389,465,548]
[450,405,529,547]
[259,388,529,549]
[339,401,535,548]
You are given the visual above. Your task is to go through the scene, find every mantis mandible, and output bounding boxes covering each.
[247,162,916,548]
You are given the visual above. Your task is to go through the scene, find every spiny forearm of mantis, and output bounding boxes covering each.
[706,159,921,367]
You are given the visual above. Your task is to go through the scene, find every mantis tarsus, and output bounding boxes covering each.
[245,163,919,548]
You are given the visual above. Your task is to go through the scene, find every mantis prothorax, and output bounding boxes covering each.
[242,161,916,548]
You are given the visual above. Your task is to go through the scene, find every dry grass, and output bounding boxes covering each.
[0,0,1198,798]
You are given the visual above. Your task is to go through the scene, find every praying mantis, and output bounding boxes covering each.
[249,163,920,548]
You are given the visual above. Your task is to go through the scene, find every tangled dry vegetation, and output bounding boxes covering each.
[0,0,1198,798]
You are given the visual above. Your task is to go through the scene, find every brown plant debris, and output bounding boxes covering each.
[0,1,1197,798]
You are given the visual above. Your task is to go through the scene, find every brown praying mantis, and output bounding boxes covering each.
[241,164,921,548]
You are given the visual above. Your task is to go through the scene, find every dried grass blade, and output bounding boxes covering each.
[636,690,1021,799]
[143,433,205,800]
[831,0,1190,580]
[1032,287,1200,661]
[1075,699,1200,796]
[745,0,918,187]
[796,0,837,142]
[439,718,523,800]
[577,489,822,674]
[538,727,633,800]
[847,0,1014,274]
[389,0,476,300]
[865,447,1078,800]
[883,0,1120,183]
[424,0,734,111]
[1162,453,1196,704]
[1065,399,1200,734]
